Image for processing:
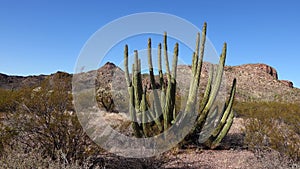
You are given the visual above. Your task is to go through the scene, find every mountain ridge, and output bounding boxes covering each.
[1,62,299,103]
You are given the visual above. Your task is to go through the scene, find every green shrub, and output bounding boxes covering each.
[0,88,20,113]
[234,101,300,161]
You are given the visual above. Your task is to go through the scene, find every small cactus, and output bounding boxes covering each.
[124,22,236,148]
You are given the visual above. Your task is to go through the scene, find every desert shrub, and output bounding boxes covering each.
[252,148,300,169]
[75,89,96,112]
[0,89,20,154]
[0,143,168,169]
[0,88,19,113]
[234,101,300,161]
[1,79,103,165]
[0,144,91,169]
[96,87,117,112]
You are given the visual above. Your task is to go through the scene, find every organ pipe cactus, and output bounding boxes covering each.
[124,22,236,149]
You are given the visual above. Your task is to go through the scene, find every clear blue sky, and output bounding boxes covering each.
[0,0,299,87]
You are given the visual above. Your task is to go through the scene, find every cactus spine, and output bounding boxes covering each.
[124,22,236,148]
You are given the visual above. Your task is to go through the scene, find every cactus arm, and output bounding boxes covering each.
[194,23,206,86]
[171,43,179,80]
[163,32,172,130]
[133,50,143,110]
[212,78,236,137]
[158,43,166,115]
[147,38,155,85]
[204,78,236,148]
[164,43,179,129]
[130,86,143,138]
[188,33,200,103]
[209,110,234,149]
[163,32,171,77]
[147,38,164,132]
[198,106,219,143]
[124,45,143,137]
[141,86,149,137]
[196,43,227,132]
[158,43,164,90]
[184,23,207,115]
[202,43,227,114]
[199,64,214,113]
[191,52,197,75]
[147,101,163,132]
[192,32,200,77]
[124,45,131,87]
[151,100,163,132]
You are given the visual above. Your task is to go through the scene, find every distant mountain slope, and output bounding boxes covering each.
[0,73,46,90]
[1,62,299,104]
[0,71,71,90]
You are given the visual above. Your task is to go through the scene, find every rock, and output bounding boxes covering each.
[142,76,168,90]
[280,80,293,88]
[257,64,278,79]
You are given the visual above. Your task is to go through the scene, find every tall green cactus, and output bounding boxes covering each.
[124,22,236,149]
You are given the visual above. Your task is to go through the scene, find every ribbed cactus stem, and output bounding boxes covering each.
[185,23,207,115]
[147,38,155,87]
[164,43,178,129]
[195,43,227,133]
[212,78,236,136]
[211,110,234,148]
[163,32,171,77]
[171,43,179,80]
[133,50,142,112]
[130,87,143,138]
[163,32,172,130]
[124,45,143,138]
[124,45,131,87]
[188,34,200,106]
[147,38,163,132]
[202,43,226,114]
[205,78,236,148]
[141,86,149,137]
[158,43,164,88]
[199,64,213,113]
[151,99,163,132]
[192,32,200,76]
[158,43,166,113]
[191,52,196,75]
[194,23,206,87]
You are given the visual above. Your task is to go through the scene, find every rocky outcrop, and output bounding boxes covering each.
[280,80,293,88]
[257,64,278,80]
[223,63,299,102]
[141,76,168,90]
[224,64,293,88]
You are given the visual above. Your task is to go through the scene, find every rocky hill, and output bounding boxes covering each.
[0,73,46,90]
[1,62,299,106]
[224,63,299,102]
[0,71,72,90]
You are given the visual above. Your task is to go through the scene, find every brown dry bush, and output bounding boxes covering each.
[234,101,300,161]
[0,78,102,166]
